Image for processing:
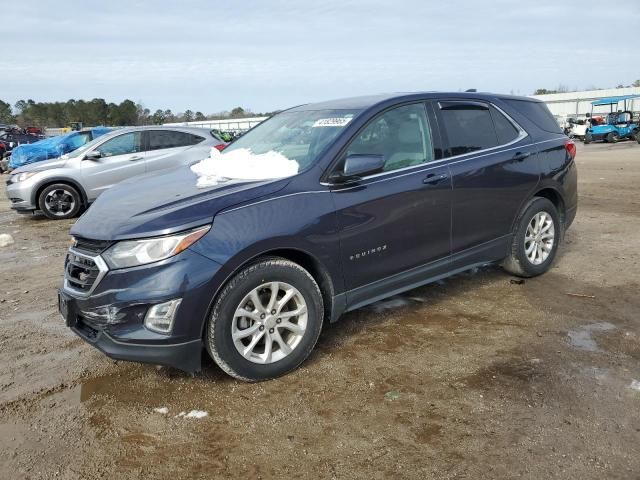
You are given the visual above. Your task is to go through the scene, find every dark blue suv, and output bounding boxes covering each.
[59,92,578,381]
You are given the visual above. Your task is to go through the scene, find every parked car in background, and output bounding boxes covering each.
[25,126,44,135]
[8,127,112,170]
[6,126,225,219]
[0,131,43,171]
[57,92,578,381]
[0,131,42,150]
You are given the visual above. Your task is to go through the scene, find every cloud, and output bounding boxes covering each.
[3,0,639,112]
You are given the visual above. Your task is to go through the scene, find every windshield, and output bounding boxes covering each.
[222,109,361,172]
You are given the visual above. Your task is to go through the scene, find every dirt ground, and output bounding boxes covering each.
[0,141,639,479]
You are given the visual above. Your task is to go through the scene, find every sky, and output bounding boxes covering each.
[2,0,639,114]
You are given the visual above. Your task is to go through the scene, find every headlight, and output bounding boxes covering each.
[13,172,38,183]
[102,225,211,269]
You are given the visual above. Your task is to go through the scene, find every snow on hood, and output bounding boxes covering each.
[190,147,299,188]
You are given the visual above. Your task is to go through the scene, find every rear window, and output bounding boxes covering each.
[489,106,520,144]
[505,99,562,134]
[440,103,498,156]
[148,130,204,151]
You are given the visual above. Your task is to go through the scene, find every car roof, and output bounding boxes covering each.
[100,125,214,137]
[287,91,540,112]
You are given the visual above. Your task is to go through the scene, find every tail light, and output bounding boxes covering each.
[564,139,576,160]
[214,143,226,152]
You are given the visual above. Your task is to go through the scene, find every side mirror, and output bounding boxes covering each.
[341,154,385,179]
[84,150,102,161]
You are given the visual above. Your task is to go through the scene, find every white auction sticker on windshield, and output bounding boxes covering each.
[312,117,352,128]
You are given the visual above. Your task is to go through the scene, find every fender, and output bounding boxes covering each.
[31,176,89,207]
[196,240,344,337]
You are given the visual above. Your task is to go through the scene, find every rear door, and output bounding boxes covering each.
[142,130,207,173]
[329,102,452,303]
[80,131,145,199]
[434,99,538,256]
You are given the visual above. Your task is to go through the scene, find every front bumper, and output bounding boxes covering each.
[5,178,37,211]
[60,247,223,372]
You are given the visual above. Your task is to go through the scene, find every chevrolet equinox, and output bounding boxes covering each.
[59,92,578,381]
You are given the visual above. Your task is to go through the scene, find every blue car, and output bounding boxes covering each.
[9,127,112,169]
[58,92,578,381]
[584,95,639,144]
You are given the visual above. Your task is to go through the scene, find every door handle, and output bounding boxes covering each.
[128,156,143,161]
[422,172,449,185]
[513,152,531,161]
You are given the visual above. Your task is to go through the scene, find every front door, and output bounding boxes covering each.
[329,103,452,305]
[81,131,146,200]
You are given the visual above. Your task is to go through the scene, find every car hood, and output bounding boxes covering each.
[70,166,290,241]
[12,156,68,173]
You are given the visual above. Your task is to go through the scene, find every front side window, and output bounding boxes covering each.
[148,130,203,151]
[96,132,142,157]
[343,103,434,173]
[440,103,498,156]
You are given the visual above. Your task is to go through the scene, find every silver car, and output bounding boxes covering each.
[5,126,225,219]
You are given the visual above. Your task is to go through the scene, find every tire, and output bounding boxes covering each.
[206,257,324,382]
[502,197,561,278]
[606,132,619,143]
[636,131,640,144]
[37,183,82,220]
[584,133,592,144]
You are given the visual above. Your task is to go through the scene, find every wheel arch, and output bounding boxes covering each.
[533,187,566,225]
[32,177,89,208]
[200,246,338,339]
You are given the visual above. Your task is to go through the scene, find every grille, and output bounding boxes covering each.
[64,251,102,293]
[73,237,112,256]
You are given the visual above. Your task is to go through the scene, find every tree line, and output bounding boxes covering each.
[0,99,277,128]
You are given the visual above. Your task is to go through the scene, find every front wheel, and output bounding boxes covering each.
[502,197,561,278]
[636,131,640,144]
[606,132,619,143]
[37,183,82,220]
[206,258,324,381]
[584,133,592,144]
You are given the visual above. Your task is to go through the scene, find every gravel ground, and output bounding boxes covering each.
[0,141,639,479]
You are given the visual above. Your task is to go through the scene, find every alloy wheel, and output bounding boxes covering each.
[524,211,555,265]
[232,282,308,364]
[44,188,76,216]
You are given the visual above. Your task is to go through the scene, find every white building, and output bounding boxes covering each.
[532,87,640,118]
[163,116,268,133]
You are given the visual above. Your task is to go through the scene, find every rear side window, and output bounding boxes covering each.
[439,103,497,156]
[489,106,520,144]
[147,130,204,151]
[504,99,562,134]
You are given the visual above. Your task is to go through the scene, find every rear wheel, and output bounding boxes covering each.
[636,131,640,144]
[37,183,82,220]
[606,132,619,143]
[206,257,324,382]
[502,197,561,278]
